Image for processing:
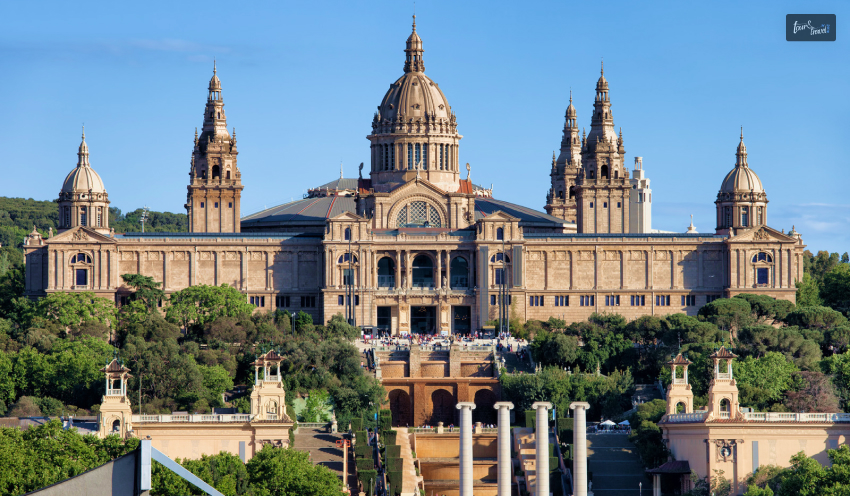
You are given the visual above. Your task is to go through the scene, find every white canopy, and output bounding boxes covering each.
[599,420,616,426]
[618,420,630,426]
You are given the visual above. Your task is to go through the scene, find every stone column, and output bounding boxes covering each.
[456,402,476,496]
[436,250,442,289]
[571,401,591,496]
[494,402,514,496]
[532,402,552,496]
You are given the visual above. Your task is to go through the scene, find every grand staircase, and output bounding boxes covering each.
[586,433,649,496]
[291,427,356,490]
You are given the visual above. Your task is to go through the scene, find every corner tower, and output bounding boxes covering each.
[186,63,243,233]
[715,129,768,235]
[58,129,110,234]
[545,92,582,222]
[575,63,631,233]
[367,16,462,193]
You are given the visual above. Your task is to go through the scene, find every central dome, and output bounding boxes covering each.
[62,133,107,194]
[378,72,451,123]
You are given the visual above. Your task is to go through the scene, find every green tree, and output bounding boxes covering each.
[34,291,117,333]
[698,297,753,337]
[796,273,822,307]
[821,264,850,317]
[246,445,345,496]
[784,306,848,330]
[199,365,234,408]
[122,335,205,412]
[733,352,798,410]
[166,284,254,331]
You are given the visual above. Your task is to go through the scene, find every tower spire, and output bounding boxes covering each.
[736,127,748,167]
[404,14,425,73]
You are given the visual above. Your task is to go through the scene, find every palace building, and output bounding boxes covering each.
[23,17,806,334]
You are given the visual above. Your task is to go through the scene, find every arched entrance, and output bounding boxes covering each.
[472,389,497,424]
[450,257,469,289]
[431,389,455,426]
[388,389,412,427]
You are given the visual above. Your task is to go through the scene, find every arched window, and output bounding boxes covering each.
[490,253,510,264]
[217,111,221,119]
[411,255,434,288]
[212,165,220,179]
[741,206,749,227]
[496,227,504,240]
[557,190,564,200]
[396,201,442,228]
[112,419,121,432]
[338,253,358,264]
[450,257,469,289]
[588,170,595,179]
[719,399,731,418]
[614,170,619,179]
[751,252,773,263]
[344,227,351,241]
[80,206,87,227]
[71,253,92,264]
[569,186,576,199]
[377,257,395,288]
[676,402,685,414]
[600,164,609,178]
[70,253,92,287]
[226,170,231,180]
[266,400,278,414]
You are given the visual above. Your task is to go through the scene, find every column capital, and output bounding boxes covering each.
[456,402,476,410]
[570,401,591,410]
[493,401,514,410]
[531,401,553,411]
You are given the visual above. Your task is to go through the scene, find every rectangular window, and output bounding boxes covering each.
[338,295,344,305]
[200,202,205,208]
[80,207,87,227]
[415,143,421,167]
[75,269,87,286]
[707,294,721,303]
[617,202,621,208]
[491,295,496,306]
[300,296,316,308]
[555,295,569,307]
[343,269,354,286]
[741,206,749,227]
[603,202,608,208]
[495,268,505,285]
[440,144,444,169]
[580,295,595,307]
[630,295,646,306]
[407,143,413,169]
[529,296,544,307]
[590,202,594,208]
[355,295,360,306]
[214,202,219,208]
[656,295,671,306]
[276,295,290,308]
[422,143,428,168]
[64,207,70,227]
[97,208,102,227]
[605,295,620,306]
[229,202,233,208]
[757,268,769,285]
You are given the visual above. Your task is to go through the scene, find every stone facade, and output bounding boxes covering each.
[23,18,806,334]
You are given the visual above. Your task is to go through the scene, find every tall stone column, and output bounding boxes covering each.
[494,402,514,496]
[571,402,591,496]
[532,402,552,496]
[456,402,476,496]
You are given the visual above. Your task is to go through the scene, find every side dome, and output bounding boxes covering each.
[62,133,107,194]
[378,72,452,123]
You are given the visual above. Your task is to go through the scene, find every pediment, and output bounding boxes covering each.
[48,227,116,244]
[387,178,448,200]
[729,226,796,243]
[328,211,365,222]
[478,210,520,223]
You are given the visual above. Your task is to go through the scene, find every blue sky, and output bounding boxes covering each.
[1,1,847,253]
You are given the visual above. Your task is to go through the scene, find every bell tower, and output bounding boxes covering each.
[97,358,133,439]
[545,91,582,222]
[665,353,694,415]
[705,347,741,421]
[575,63,631,233]
[250,350,291,421]
[186,63,243,233]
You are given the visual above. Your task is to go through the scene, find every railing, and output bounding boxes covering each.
[107,389,123,396]
[717,372,732,380]
[260,375,281,383]
[133,414,253,423]
[672,378,687,385]
[744,412,850,423]
[378,276,395,288]
[266,414,278,421]
[719,411,731,419]
[665,411,708,423]
[298,422,330,428]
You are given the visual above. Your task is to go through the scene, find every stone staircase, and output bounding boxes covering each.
[394,428,422,496]
[513,426,557,495]
[291,427,356,490]
[586,433,649,496]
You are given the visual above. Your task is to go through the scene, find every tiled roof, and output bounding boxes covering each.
[647,460,690,474]
[474,197,571,227]
[709,346,738,359]
[242,196,357,227]
[667,354,692,366]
